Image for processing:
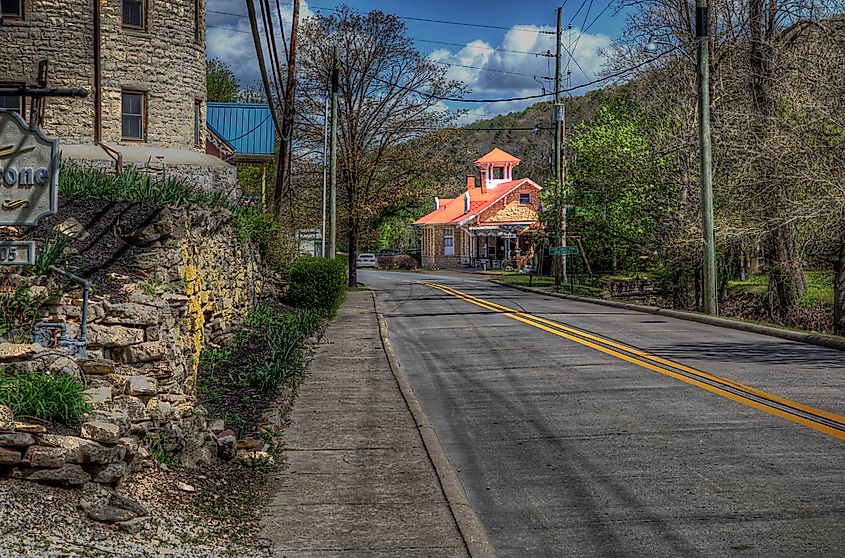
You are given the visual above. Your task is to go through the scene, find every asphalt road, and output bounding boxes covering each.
[361,270,845,558]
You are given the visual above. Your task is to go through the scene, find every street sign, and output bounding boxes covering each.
[0,110,59,226]
[0,241,35,265]
[549,246,578,256]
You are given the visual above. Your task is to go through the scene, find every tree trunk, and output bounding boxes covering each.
[765,223,806,316]
[347,213,358,288]
[834,241,845,337]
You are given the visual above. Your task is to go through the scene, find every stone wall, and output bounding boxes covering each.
[0,0,206,150]
[0,204,284,487]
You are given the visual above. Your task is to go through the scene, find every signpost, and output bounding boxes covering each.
[549,246,578,256]
[0,110,59,226]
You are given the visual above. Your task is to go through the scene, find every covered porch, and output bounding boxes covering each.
[464,224,537,271]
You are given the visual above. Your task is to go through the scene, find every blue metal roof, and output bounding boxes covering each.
[206,103,275,157]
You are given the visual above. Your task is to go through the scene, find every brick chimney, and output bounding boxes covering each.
[466,175,476,189]
[480,174,487,194]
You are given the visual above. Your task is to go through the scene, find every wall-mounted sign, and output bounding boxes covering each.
[0,110,59,226]
[0,241,36,265]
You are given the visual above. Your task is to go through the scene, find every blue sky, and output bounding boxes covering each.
[207,1,629,122]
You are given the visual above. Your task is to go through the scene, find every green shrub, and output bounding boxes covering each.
[245,305,295,330]
[287,257,347,317]
[241,326,304,390]
[0,286,47,342]
[230,206,279,249]
[0,370,90,424]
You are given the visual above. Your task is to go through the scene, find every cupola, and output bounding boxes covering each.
[474,148,521,190]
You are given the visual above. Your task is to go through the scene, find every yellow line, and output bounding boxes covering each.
[423,282,845,441]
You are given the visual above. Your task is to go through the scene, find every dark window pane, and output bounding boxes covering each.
[1,0,22,17]
[520,193,531,204]
[122,0,143,27]
[122,115,142,139]
[122,93,142,116]
[0,95,21,112]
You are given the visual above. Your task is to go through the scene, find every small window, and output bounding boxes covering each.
[519,193,531,205]
[0,82,24,116]
[194,0,201,44]
[444,228,454,256]
[0,0,22,18]
[492,167,504,180]
[121,91,145,140]
[194,100,202,146]
[122,0,145,29]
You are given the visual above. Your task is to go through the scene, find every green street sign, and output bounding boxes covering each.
[548,246,578,256]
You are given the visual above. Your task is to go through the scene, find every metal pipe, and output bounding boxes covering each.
[48,265,90,346]
[93,0,102,144]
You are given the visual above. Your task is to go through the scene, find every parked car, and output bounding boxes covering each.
[377,248,400,258]
[356,253,378,268]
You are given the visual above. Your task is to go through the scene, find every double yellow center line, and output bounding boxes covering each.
[423,281,845,441]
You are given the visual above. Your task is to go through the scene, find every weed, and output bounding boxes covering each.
[240,326,304,390]
[0,286,47,342]
[143,432,176,465]
[293,309,324,338]
[199,347,231,371]
[31,232,71,276]
[140,276,163,296]
[0,370,90,424]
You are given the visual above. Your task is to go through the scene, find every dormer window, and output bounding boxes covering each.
[492,167,504,180]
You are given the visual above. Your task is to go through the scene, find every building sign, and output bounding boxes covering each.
[0,110,59,226]
[0,241,35,265]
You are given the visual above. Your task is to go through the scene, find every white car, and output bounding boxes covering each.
[356,253,378,268]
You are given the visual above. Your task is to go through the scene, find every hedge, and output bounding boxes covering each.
[287,257,348,318]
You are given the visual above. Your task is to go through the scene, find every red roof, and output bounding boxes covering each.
[475,148,521,165]
[413,178,540,225]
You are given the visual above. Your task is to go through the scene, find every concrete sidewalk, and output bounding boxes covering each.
[261,290,483,557]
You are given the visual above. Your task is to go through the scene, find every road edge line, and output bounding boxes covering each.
[370,290,497,558]
[492,280,845,353]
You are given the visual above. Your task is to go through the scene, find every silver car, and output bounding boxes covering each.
[356,253,378,268]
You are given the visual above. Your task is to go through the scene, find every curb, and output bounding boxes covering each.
[493,280,845,353]
[371,291,497,558]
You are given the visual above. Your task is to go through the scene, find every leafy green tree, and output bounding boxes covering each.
[206,58,241,103]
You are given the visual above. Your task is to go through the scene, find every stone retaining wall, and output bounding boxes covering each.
[0,204,285,487]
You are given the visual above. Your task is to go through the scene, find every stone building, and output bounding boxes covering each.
[414,148,542,269]
[0,0,235,194]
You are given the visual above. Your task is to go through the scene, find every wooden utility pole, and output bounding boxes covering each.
[553,6,564,291]
[697,0,717,315]
[328,46,339,259]
[274,0,300,214]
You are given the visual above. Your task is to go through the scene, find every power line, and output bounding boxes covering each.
[431,59,551,80]
[210,5,555,35]
[208,24,251,34]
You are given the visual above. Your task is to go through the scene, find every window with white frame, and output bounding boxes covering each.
[443,228,454,256]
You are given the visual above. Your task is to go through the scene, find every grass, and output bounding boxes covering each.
[0,370,91,424]
[31,232,71,276]
[729,272,834,308]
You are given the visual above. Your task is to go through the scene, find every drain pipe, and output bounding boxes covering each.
[48,265,89,354]
[93,0,101,145]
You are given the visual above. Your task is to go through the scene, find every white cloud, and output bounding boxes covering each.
[429,24,612,123]
[206,0,314,87]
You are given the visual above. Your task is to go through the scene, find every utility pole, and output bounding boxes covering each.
[321,92,328,257]
[553,5,564,291]
[328,46,339,259]
[697,0,717,315]
[274,0,300,214]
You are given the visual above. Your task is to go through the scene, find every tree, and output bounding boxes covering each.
[297,6,465,286]
[206,58,241,103]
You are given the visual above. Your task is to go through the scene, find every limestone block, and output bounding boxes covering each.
[84,386,113,407]
[0,404,13,431]
[81,421,121,444]
[114,342,167,364]
[0,432,35,447]
[127,376,157,396]
[76,357,114,376]
[23,446,66,468]
[87,505,135,523]
[0,447,22,465]
[0,343,40,360]
[101,303,161,327]
[110,493,149,517]
[54,218,89,241]
[87,324,145,348]
[113,396,150,423]
[39,435,126,465]
[13,423,46,434]
[89,461,128,483]
[13,464,90,486]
